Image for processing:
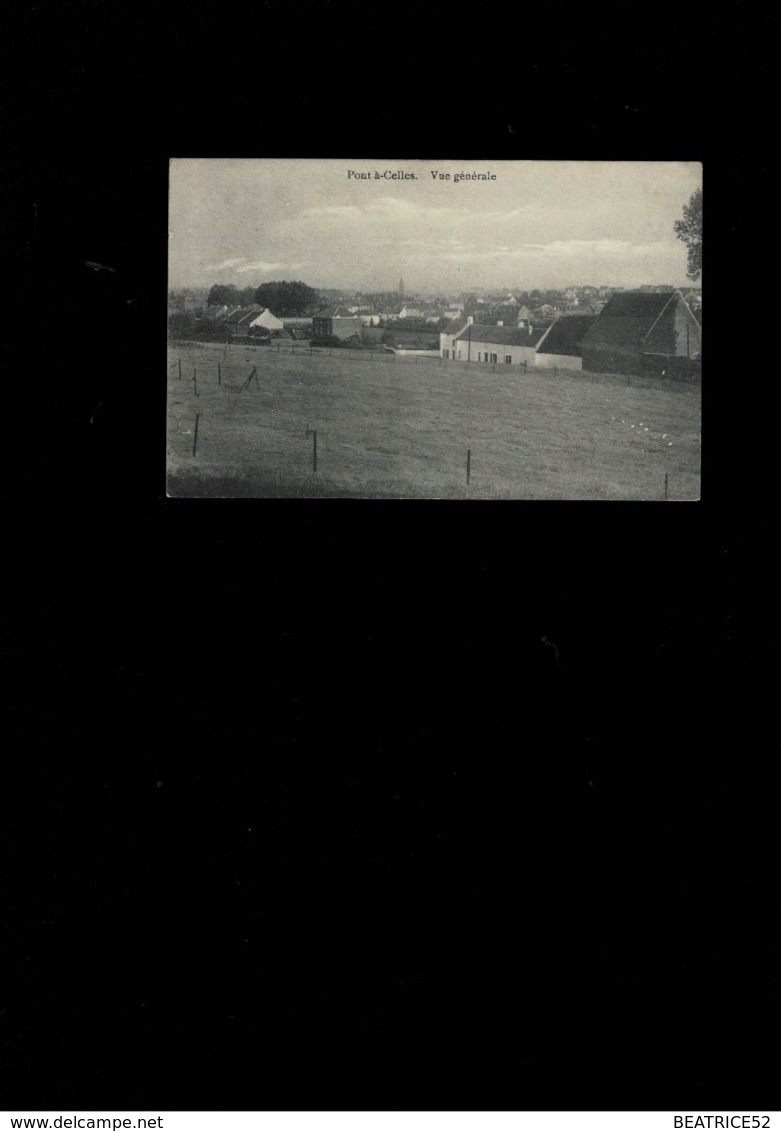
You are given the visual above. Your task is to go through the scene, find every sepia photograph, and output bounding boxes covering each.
[167,158,702,500]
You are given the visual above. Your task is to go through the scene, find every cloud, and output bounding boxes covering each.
[207,256,247,270]
[205,256,296,275]
[235,259,297,274]
[297,196,530,228]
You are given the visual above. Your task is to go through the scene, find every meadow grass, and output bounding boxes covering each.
[167,341,701,500]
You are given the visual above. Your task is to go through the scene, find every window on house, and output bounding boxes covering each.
[505,355,512,364]
[490,353,498,364]
[443,349,449,359]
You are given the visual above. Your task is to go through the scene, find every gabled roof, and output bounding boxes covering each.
[315,306,358,319]
[454,323,546,347]
[225,305,261,324]
[583,291,680,347]
[536,313,598,356]
[441,318,469,334]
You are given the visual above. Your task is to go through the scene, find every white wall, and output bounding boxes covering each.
[250,309,284,330]
[440,325,467,357]
[391,349,441,357]
[451,337,537,365]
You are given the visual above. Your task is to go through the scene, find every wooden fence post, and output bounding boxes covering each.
[178,358,182,380]
[664,471,669,501]
[218,362,221,386]
[313,430,317,473]
[466,449,471,485]
[193,368,198,396]
[192,412,200,457]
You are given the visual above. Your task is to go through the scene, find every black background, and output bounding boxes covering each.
[1,1,774,1114]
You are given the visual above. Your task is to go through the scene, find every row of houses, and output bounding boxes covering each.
[440,291,702,376]
[203,304,314,340]
[194,291,702,376]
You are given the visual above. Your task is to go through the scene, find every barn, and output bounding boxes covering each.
[581,290,702,377]
[534,313,598,371]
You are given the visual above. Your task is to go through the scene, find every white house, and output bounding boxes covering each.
[249,308,285,331]
[439,316,470,359]
[447,320,546,365]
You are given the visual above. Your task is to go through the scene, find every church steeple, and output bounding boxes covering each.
[398,277,404,299]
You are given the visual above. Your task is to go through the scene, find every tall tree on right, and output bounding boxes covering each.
[674,188,702,282]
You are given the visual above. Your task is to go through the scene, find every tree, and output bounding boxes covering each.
[253,280,320,316]
[207,283,239,306]
[674,188,702,282]
[168,311,200,340]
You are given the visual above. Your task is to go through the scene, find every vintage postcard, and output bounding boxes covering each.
[167,159,702,500]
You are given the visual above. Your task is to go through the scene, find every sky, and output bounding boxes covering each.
[168,159,702,293]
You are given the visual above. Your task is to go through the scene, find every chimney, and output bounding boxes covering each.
[467,315,474,326]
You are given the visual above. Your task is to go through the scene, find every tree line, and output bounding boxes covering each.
[207,280,320,316]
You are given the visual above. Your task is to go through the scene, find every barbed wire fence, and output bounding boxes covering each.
[169,346,695,499]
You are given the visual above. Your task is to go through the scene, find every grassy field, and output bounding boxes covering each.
[166,340,701,500]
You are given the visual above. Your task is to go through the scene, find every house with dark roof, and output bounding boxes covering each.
[224,305,263,335]
[581,290,702,377]
[249,308,285,333]
[203,303,230,320]
[534,313,598,371]
[439,316,470,359]
[451,321,546,366]
[312,307,362,341]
